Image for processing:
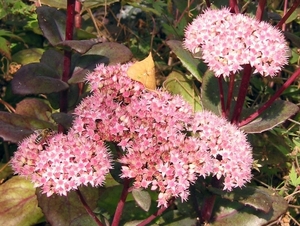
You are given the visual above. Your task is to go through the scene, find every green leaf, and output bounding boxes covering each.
[0,176,44,226]
[12,48,45,65]
[132,188,151,212]
[38,0,67,9]
[166,40,206,82]
[240,100,299,133]
[155,209,197,225]
[289,165,300,187]
[163,71,202,112]
[0,36,11,59]
[201,70,222,115]
[82,0,120,10]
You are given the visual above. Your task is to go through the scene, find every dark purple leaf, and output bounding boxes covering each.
[0,111,56,143]
[241,100,299,133]
[56,38,108,54]
[11,63,68,95]
[69,42,133,83]
[37,6,66,46]
[51,112,74,130]
[209,187,288,226]
[36,186,102,226]
[69,55,108,83]
[40,49,64,76]
[15,98,53,122]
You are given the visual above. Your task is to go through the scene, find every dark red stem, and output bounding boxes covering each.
[218,76,226,118]
[238,67,300,127]
[200,176,222,223]
[231,64,253,124]
[75,1,82,29]
[200,195,217,223]
[205,0,211,8]
[137,198,175,226]
[276,0,300,29]
[111,179,131,226]
[225,73,235,118]
[76,190,104,226]
[59,0,76,133]
[229,0,239,13]
[255,0,266,21]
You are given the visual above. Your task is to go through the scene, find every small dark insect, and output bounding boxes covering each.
[34,128,55,144]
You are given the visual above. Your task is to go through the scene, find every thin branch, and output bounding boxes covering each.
[276,0,300,29]
[238,67,300,127]
[111,178,131,226]
[231,64,253,124]
[218,76,226,117]
[255,0,266,21]
[137,198,175,226]
[76,190,104,226]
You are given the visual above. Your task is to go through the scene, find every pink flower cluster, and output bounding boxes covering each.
[12,62,253,207]
[183,8,289,77]
[80,63,253,207]
[11,129,112,197]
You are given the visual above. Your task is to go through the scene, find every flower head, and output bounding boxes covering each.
[79,63,253,207]
[11,130,112,197]
[184,8,289,77]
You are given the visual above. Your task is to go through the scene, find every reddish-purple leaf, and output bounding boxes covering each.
[69,42,133,83]
[57,38,107,54]
[0,111,56,143]
[15,98,53,122]
[37,186,102,226]
[11,63,68,95]
[241,100,299,133]
[37,6,66,46]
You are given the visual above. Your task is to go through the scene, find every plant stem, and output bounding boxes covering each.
[231,64,252,124]
[200,176,222,223]
[200,195,216,223]
[76,190,104,226]
[276,0,300,29]
[238,67,300,127]
[59,0,76,133]
[229,0,239,13]
[255,0,266,21]
[137,198,175,226]
[111,178,131,226]
[218,76,226,117]
[225,72,235,118]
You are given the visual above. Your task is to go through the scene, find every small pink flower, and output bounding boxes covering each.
[184,8,289,77]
